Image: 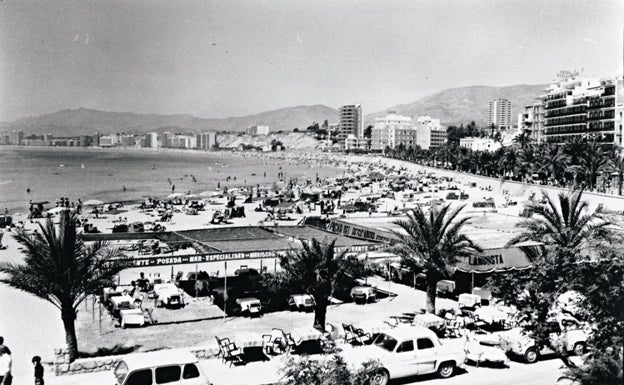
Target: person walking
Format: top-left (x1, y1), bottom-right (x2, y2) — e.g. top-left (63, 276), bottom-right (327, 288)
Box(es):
top-left (32, 356), bottom-right (44, 385)
top-left (0, 346), bottom-right (12, 385)
top-left (0, 338), bottom-right (9, 355)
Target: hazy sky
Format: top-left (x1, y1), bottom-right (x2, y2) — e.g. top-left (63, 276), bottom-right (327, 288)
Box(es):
top-left (1, 0), bottom-right (623, 121)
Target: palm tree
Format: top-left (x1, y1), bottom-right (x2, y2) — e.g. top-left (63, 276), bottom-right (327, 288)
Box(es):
top-left (274, 238), bottom-right (364, 331)
top-left (516, 144), bottom-right (539, 182)
top-left (605, 150), bottom-right (624, 196)
top-left (509, 189), bottom-right (615, 257)
top-left (0, 212), bottom-right (127, 361)
top-left (537, 143), bottom-right (569, 186)
top-left (578, 138), bottom-right (611, 191)
top-left (392, 204), bottom-right (481, 314)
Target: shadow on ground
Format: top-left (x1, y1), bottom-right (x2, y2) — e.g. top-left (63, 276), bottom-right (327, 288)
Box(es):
top-left (79, 344), bottom-right (142, 358)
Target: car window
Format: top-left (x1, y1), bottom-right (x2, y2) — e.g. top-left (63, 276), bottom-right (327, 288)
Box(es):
top-left (417, 338), bottom-right (435, 350)
top-left (396, 340), bottom-right (414, 353)
top-left (125, 369), bottom-right (153, 385)
top-left (373, 334), bottom-right (398, 352)
top-left (183, 363), bottom-right (200, 379)
top-left (155, 365), bottom-right (181, 384)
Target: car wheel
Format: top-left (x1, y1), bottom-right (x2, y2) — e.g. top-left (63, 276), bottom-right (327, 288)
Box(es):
top-left (437, 361), bottom-right (455, 378)
top-left (573, 342), bottom-right (585, 356)
top-left (371, 369), bottom-right (389, 385)
top-left (524, 347), bottom-right (539, 363)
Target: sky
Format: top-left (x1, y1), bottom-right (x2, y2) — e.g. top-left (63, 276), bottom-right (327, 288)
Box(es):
top-left (1, 0), bottom-right (623, 122)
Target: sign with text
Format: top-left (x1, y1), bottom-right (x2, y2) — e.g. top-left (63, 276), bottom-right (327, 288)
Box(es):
top-left (326, 220), bottom-right (397, 243)
top-left (455, 247), bottom-right (532, 273)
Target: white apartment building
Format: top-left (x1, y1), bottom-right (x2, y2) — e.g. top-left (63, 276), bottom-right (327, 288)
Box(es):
top-left (143, 132), bottom-right (158, 148)
top-left (371, 112), bottom-right (414, 151)
top-left (246, 125), bottom-right (270, 135)
top-left (459, 137), bottom-right (502, 152)
top-left (415, 116), bottom-right (446, 150)
top-left (488, 98), bottom-right (513, 129)
top-left (98, 135), bottom-right (118, 147)
top-left (196, 132), bottom-right (217, 150)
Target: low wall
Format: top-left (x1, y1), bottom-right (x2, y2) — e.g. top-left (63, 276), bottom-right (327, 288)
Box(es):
top-left (54, 346), bottom-right (220, 376)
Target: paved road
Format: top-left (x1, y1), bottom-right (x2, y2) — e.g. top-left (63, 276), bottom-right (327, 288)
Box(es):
top-left (393, 358), bottom-right (564, 385)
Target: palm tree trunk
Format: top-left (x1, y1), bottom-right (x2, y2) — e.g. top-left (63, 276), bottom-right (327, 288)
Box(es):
top-left (312, 294), bottom-right (328, 332)
top-left (425, 274), bottom-right (438, 314)
top-left (61, 306), bottom-right (79, 362)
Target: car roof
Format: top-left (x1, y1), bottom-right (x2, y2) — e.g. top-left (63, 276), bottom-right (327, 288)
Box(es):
top-left (119, 350), bottom-right (199, 370)
top-left (382, 326), bottom-right (438, 341)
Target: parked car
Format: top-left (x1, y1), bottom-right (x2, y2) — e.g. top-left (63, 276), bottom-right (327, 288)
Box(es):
top-left (112, 350), bottom-right (210, 385)
top-left (342, 326), bottom-right (466, 384)
top-left (288, 294), bottom-right (315, 312)
top-left (498, 315), bottom-right (588, 363)
top-left (153, 283), bottom-right (185, 309)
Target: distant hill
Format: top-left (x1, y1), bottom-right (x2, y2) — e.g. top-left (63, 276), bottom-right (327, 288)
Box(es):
top-left (366, 84), bottom-right (548, 127)
top-left (7, 105), bottom-right (338, 137)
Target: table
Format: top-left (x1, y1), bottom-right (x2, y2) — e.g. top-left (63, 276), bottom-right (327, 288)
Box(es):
top-left (110, 295), bottom-right (134, 310)
top-left (458, 293), bottom-right (482, 308)
top-left (290, 327), bottom-right (323, 345)
top-left (120, 309), bottom-right (145, 328)
top-left (474, 306), bottom-right (508, 324)
top-left (413, 313), bottom-right (445, 329)
top-left (353, 319), bottom-right (393, 335)
top-left (233, 332), bottom-right (265, 348)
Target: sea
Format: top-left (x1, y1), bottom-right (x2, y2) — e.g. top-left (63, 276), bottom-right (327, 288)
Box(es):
top-left (0, 146), bottom-right (344, 213)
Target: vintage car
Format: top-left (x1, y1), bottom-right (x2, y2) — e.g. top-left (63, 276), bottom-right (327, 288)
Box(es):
top-left (153, 283), bottom-right (185, 309)
top-left (342, 326), bottom-right (466, 384)
top-left (498, 315), bottom-right (588, 363)
top-left (236, 297), bottom-right (262, 317)
top-left (288, 294), bottom-right (316, 312)
top-left (112, 350), bottom-right (210, 385)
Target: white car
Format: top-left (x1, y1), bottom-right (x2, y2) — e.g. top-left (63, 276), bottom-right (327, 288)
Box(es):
top-left (153, 283), bottom-right (185, 309)
top-left (113, 350), bottom-right (210, 385)
top-left (343, 326), bottom-right (466, 384)
top-left (498, 315), bottom-right (588, 363)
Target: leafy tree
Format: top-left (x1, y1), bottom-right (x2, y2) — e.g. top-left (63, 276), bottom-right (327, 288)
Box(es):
top-left (391, 204), bottom-right (481, 313)
top-left (363, 125), bottom-right (372, 139)
top-left (269, 239), bottom-right (365, 330)
top-left (490, 190), bottom-right (621, 368)
top-left (0, 212), bottom-right (127, 361)
top-left (604, 150), bottom-right (624, 196)
top-left (293, 128), bottom-right (299, 132)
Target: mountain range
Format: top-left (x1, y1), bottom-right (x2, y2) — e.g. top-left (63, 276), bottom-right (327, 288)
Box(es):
top-left (365, 84), bottom-right (547, 127)
top-left (3, 84), bottom-right (548, 136)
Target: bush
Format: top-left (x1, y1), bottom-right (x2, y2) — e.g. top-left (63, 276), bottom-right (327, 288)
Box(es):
top-left (280, 354), bottom-right (381, 385)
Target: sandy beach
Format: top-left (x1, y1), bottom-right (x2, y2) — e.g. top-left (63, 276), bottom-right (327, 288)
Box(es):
top-left (2, 150), bottom-right (623, 382)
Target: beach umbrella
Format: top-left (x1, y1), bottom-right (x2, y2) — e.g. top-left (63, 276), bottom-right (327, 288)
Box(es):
top-left (200, 191), bottom-right (220, 197)
top-left (185, 194), bottom-right (199, 199)
top-left (168, 193), bottom-right (184, 199)
top-left (83, 199), bottom-right (103, 206)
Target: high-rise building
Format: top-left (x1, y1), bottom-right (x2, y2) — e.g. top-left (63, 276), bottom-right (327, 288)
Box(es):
top-left (539, 76), bottom-right (623, 144)
top-left (371, 112), bottom-right (415, 151)
top-left (196, 132), bottom-right (216, 150)
top-left (338, 104), bottom-right (363, 147)
top-left (415, 116), bottom-right (447, 150)
top-left (143, 132), bottom-right (158, 148)
top-left (9, 130), bottom-right (24, 145)
top-left (488, 98), bottom-right (513, 129)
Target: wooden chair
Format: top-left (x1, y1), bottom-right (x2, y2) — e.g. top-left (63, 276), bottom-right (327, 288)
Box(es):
top-left (263, 329), bottom-right (286, 355)
top-left (342, 323), bottom-right (358, 344)
top-left (215, 337), bottom-right (231, 361)
top-left (223, 342), bottom-right (245, 367)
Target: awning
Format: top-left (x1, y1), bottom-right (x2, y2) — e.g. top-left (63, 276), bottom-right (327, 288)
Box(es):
top-left (454, 246), bottom-right (535, 273)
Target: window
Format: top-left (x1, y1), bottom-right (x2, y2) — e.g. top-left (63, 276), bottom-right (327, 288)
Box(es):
top-left (125, 369), bottom-right (153, 385)
top-left (396, 340), bottom-right (414, 352)
top-left (155, 365), bottom-right (181, 384)
top-left (183, 363), bottom-right (200, 379)
top-left (373, 334), bottom-right (398, 352)
top-left (417, 338), bottom-right (435, 350)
